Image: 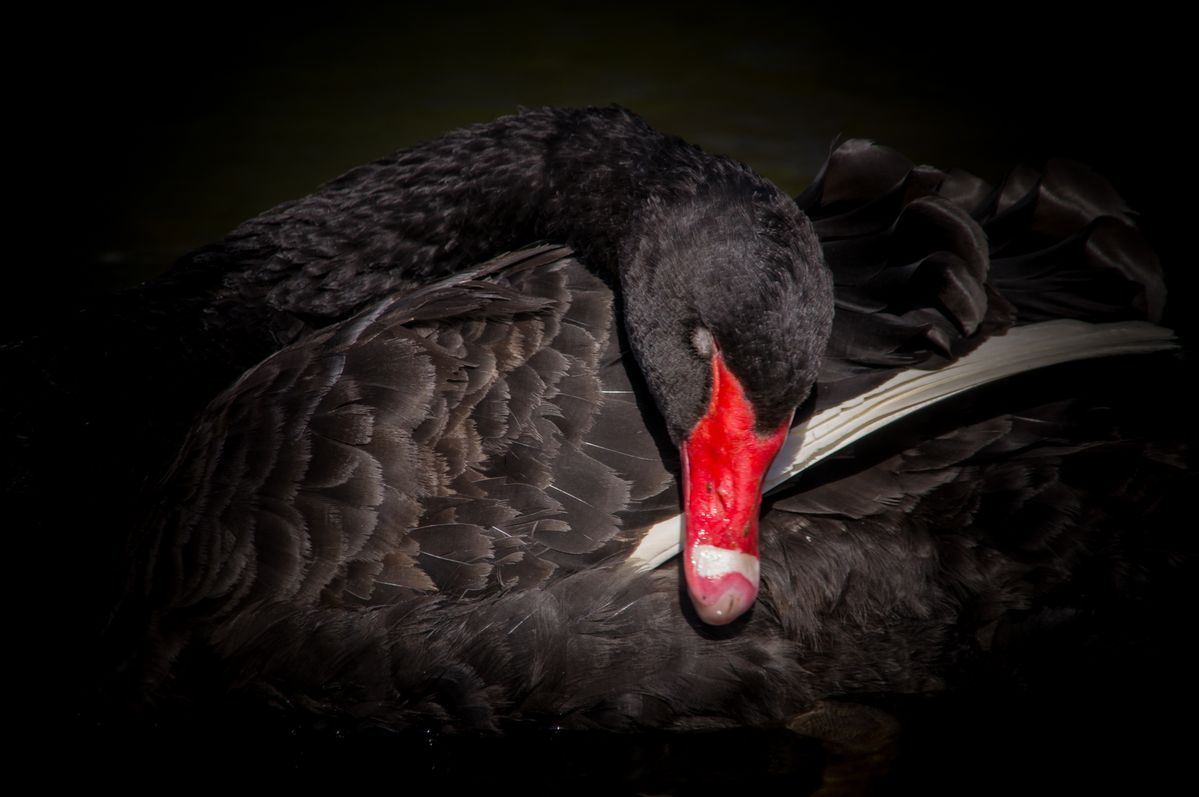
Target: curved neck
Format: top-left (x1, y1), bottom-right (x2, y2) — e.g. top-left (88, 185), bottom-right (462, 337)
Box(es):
top-left (192, 107), bottom-right (726, 322)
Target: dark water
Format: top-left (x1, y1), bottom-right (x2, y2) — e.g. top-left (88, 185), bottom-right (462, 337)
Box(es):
top-left (29, 4), bottom-right (1194, 792)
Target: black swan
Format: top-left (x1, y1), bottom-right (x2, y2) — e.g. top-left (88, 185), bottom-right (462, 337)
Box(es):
top-left (6, 109), bottom-right (1188, 774)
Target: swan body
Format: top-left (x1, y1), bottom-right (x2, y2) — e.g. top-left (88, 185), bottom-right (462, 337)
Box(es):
top-left (3, 109), bottom-right (1185, 740)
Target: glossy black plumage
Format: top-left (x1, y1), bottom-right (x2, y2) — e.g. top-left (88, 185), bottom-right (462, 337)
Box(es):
top-left (799, 138), bottom-right (1164, 409)
top-left (5, 110), bottom-right (1188, 741)
top-left (187, 106), bottom-right (832, 440)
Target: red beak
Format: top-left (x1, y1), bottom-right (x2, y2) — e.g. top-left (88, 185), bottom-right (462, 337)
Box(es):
top-left (681, 349), bottom-right (790, 625)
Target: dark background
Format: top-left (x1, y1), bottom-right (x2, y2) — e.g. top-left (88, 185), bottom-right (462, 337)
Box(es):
top-left (19, 3), bottom-right (1192, 339)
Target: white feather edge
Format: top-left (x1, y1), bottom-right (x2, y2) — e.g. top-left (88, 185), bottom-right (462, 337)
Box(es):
top-left (627, 319), bottom-right (1177, 572)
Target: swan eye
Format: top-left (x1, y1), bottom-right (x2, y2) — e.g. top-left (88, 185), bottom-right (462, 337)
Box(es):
top-left (691, 326), bottom-right (714, 358)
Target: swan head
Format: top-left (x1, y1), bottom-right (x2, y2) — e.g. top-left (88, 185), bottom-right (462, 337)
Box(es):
top-left (619, 174), bottom-right (833, 624)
